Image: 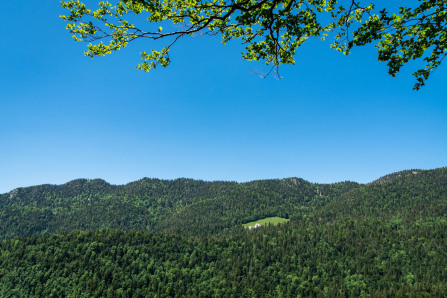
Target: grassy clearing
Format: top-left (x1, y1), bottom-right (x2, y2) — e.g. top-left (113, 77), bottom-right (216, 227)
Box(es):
top-left (243, 217), bottom-right (290, 228)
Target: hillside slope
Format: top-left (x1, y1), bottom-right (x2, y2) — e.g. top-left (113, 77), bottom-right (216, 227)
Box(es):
top-left (0, 177), bottom-right (359, 239)
top-left (1, 168), bottom-right (445, 240)
top-left (318, 167), bottom-right (447, 223)
top-left (1, 168), bottom-right (446, 296)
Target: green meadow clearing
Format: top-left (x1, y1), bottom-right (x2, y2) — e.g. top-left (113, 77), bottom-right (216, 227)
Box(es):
top-left (243, 217), bottom-right (290, 228)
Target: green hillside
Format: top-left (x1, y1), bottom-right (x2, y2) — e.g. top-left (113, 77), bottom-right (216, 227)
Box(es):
top-left (1, 218), bottom-right (446, 296)
top-left (0, 177), bottom-right (359, 239)
top-left (0, 168), bottom-right (446, 296)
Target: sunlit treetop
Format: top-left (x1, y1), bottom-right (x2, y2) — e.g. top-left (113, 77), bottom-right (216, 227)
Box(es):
top-left (60, 0), bottom-right (447, 89)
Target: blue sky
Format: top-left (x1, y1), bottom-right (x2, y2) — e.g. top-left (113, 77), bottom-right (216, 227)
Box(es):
top-left (1, 1), bottom-right (446, 193)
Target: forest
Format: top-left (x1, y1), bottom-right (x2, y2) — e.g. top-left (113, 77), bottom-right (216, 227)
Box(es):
top-left (0, 168), bottom-right (446, 296)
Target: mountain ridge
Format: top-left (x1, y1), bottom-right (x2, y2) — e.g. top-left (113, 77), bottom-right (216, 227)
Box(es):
top-left (4, 166), bottom-right (446, 196)
top-left (1, 167), bottom-right (446, 240)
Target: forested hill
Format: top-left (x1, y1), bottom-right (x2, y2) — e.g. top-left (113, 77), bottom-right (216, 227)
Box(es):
top-left (1, 168), bottom-right (446, 240)
top-left (319, 167), bottom-right (447, 221)
top-left (1, 168), bottom-right (446, 296)
top-left (0, 176), bottom-right (359, 239)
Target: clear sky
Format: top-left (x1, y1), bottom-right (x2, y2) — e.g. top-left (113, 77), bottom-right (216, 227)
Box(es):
top-left (1, 1), bottom-right (446, 193)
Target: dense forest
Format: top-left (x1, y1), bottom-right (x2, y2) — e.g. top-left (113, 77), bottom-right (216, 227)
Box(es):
top-left (0, 176), bottom-right (360, 239)
top-left (1, 168), bottom-right (446, 296)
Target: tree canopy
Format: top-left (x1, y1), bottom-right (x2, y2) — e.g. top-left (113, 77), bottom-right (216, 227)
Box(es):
top-left (61, 0), bottom-right (447, 89)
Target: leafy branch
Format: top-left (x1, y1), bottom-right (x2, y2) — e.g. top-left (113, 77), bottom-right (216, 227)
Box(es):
top-left (60, 0), bottom-right (446, 89)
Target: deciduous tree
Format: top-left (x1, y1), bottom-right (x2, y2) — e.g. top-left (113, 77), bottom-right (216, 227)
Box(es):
top-left (61, 0), bottom-right (446, 89)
